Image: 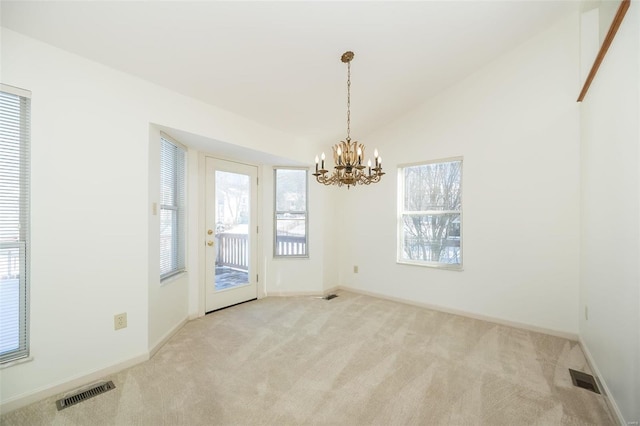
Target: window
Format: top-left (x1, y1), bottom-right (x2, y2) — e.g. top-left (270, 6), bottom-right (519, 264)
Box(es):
top-left (160, 136), bottom-right (186, 280)
top-left (398, 158), bottom-right (462, 268)
top-left (0, 85), bottom-right (31, 363)
top-left (274, 168), bottom-right (308, 257)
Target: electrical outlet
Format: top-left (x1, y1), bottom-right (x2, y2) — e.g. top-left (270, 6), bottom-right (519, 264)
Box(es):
top-left (585, 305), bottom-right (589, 320)
top-left (353, 265), bottom-right (359, 273)
top-left (114, 313), bottom-right (127, 330)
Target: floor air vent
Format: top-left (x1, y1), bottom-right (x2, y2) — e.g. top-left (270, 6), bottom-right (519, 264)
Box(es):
top-left (569, 369), bottom-right (600, 394)
top-left (56, 381), bottom-right (116, 411)
top-left (323, 294), bottom-right (338, 300)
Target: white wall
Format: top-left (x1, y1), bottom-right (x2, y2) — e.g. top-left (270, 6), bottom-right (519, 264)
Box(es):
top-left (260, 165), bottom-right (327, 296)
top-left (0, 27), bottom-right (317, 408)
top-left (579, 2), bottom-right (640, 423)
top-left (3, 4), bottom-right (636, 420)
top-left (337, 14), bottom-right (582, 335)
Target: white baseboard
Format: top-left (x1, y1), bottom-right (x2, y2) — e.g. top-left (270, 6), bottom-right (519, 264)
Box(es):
top-left (0, 352), bottom-right (149, 414)
top-left (148, 317), bottom-right (189, 358)
top-left (324, 286), bottom-right (340, 294)
top-left (579, 337), bottom-right (626, 426)
top-left (266, 290), bottom-right (325, 297)
top-left (338, 286), bottom-right (579, 341)
top-left (1, 317), bottom-right (191, 415)
top-left (265, 286), bottom-right (340, 298)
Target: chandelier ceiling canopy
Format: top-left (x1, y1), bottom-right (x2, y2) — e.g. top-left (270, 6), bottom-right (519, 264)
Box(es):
top-left (313, 51), bottom-right (384, 189)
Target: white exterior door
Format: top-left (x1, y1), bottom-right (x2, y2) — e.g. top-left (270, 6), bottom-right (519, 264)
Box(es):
top-left (205, 157), bottom-right (258, 312)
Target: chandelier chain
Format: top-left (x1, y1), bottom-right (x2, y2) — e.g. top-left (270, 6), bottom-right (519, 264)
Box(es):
top-left (346, 61), bottom-right (351, 141)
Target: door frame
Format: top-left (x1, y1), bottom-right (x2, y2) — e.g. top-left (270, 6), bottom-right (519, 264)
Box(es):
top-left (197, 153), bottom-right (264, 316)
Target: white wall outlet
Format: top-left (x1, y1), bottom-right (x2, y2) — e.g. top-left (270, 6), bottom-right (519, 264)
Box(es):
top-left (353, 265), bottom-right (359, 273)
top-left (114, 313), bottom-right (127, 330)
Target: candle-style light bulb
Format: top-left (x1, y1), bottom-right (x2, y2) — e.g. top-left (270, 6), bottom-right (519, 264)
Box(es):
top-left (378, 156), bottom-right (382, 167)
top-left (337, 147), bottom-right (342, 165)
top-left (374, 149), bottom-right (379, 158)
top-left (367, 159), bottom-right (372, 176)
top-left (357, 147), bottom-right (362, 165)
top-left (321, 152), bottom-right (325, 170)
top-left (315, 155), bottom-right (319, 172)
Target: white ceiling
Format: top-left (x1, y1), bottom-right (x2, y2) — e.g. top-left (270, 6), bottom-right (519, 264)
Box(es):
top-left (1, 1), bottom-right (579, 144)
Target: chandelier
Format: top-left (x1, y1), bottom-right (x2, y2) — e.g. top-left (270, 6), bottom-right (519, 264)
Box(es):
top-left (313, 51), bottom-right (384, 188)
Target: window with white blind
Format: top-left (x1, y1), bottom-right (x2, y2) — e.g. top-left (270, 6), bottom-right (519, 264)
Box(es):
top-left (398, 158), bottom-right (462, 269)
top-left (274, 168), bottom-right (308, 257)
top-left (160, 136), bottom-right (186, 280)
top-left (0, 85), bottom-right (31, 364)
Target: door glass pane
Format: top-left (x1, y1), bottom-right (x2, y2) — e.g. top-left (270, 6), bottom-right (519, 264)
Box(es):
top-left (215, 171), bottom-right (250, 291)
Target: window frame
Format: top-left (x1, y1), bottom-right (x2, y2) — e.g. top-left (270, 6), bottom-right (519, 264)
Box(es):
top-left (397, 156), bottom-right (463, 270)
top-left (159, 134), bottom-right (187, 281)
top-left (273, 167), bottom-right (309, 258)
top-left (0, 84), bottom-right (31, 364)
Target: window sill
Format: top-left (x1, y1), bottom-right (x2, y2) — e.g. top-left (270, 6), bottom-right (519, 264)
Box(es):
top-left (0, 355), bottom-right (33, 370)
top-left (161, 270), bottom-right (187, 286)
top-left (397, 260), bottom-right (464, 271)
top-left (273, 256), bottom-right (309, 260)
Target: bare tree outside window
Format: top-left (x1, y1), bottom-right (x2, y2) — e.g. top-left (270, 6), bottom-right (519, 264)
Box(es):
top-left (216, 171), bottom-right (249, 229)
top-left (398, 159), bottom-right (462, 268)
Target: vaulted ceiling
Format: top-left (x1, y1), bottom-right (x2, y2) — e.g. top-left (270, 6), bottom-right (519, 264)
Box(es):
top-left (1, 1), bottom-right (578, 144)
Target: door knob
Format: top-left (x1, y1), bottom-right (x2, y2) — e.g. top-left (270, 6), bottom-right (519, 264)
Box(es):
top-left (207, 241), bottom-right (214, 246)
top-left (207, 229), bottom-right (213, 235)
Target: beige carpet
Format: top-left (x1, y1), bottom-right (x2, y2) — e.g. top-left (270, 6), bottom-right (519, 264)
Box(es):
top-left (1, 291), bottom-right (615, 425)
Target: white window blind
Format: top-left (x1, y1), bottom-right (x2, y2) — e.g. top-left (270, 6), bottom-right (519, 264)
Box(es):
top-left (160, 136), bottom-right (186, 280)
top-left (0, 85), bottom-right (31, 363)
top-left (274, 168), bottom-right (308, 257)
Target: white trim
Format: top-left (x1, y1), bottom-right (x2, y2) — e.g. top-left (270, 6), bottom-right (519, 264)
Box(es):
top-left (397, 259), bottom-right (464, 271)
top-left (578, 337), bottom-right (627, 426)
top-left (324, 285), bottom-right (340, 294)
top-left (265, 286), bottom-right (340, 298)
top-left (160, 270), bottom-right (187, 286)
top-left (0, 356), bottom-right (33, 370)
top-left (0, 84), bottom-right (31, 98)
top-left (338, 286), bottom-right (579, 341)
top-left (1, 314), bottom-right (191, 414)
top-left (267, 290), bottom-right (325, 297)
top-left (396, 157), bottom-right (463, 269)
top-left (160, 131), bottom-right (187, 151)
top-left (397, 155), bottom-right (464, 169)
top-left (0, 352), bottom-right (149, 414)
